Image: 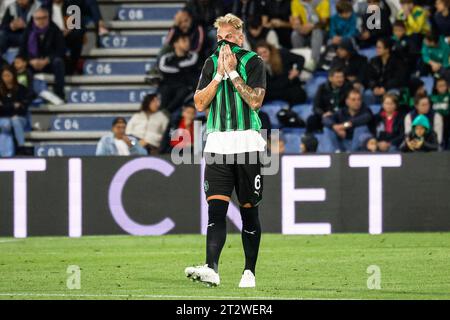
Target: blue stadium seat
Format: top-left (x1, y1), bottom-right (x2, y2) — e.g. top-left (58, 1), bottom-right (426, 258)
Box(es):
top-left (359, 47), bottom-right (377, 60)
top-left (316, 133), bottom-right (332, 153)
top-left (84, 59), bottom-right (155, 76)
top-left (50, 116), bottom-right (131, 131)
top-left (369, 104), bottom-right (382, 114)
top-left (305, 74), bottom-right (327, 101)
top-left (282, 128), bottom-right (305, 154)
top-left (420, 76), bottom-right (434, 95)
top-left (34, 143), bottom-right (97, 157)
top-left (99, 33), bottom-right (166, 49)
top-left (292, 104), bottom-right (313, 122)
top-left (3, 48), bottom-right (18, 64)
top-left (261, 100), bottom-right (289, 129)
top-left (116, 5), bottom-right (182, 21)
top-left (67, 88), bottom-right (156, 104)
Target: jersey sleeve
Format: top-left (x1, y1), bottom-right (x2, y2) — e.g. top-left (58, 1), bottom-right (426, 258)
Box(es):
top-left (196, 57), bottom-right (214, 91)
top-left (245, 55), bottom-right (267, 90)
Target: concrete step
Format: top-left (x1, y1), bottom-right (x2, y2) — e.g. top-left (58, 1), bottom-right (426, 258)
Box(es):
top-left (36, 73), bottom-right (147, 85)
top-left (83, 58), bottom-right (156, 75)
top-left (49, 115), bottom-right (132, 131)
top-left (116, 4), bottom-right (182, 22)
top-left (26, 131), bottom-right (109, 141)
top-left (88, 47), bottom-right (159, 57)
top-left (34, 142), bottom-right (98, 157)
top-left (99, 31), bottom-right (167, 49)
top-left (66, 87), bottom-right (155, 104)
top-left (32, 103), bottom-right (140, 113)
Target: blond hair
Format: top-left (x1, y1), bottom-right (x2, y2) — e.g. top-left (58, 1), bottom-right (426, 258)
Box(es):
top-left (214, 13), bottom-right (243, 32)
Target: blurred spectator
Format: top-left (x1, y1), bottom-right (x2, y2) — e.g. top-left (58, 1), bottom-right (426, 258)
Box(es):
top-left (404, 93), bottom-right (443, 144)
top-left (0, 57), bottom-right (8, 69)
top-left (231, 0), bottom-right (264, 26)
top-left (13, 54), bottom-right (34, 96)
top-left (269, 135), bottom-right (285, 154)
top-left (126, 93), bottom-right (170, 154)
top-left (256, 41), bottom-right (306, 106)
top-left (358, 0), bottom-right (392, 48)
top-left (0, 1), bottom-right (17, 21)
top-left (184, 0), bottom-right (224, 50)
top-left (261, 0), bottom-right (292, 48)
top-left (290, 0), bottom-right (329, 65)
top-left (0, 0), bottom-right (42, 55)
top-left (433, 0), bottom-right (450, 39)
top-left (243, 15), bottom-right (280, 50)
top-left (307, 66), bottom-right (352, 132)
top-left (391, 20), bottom-right (416, 74)
top-left (373, 93), bottom-right (405, 151)
top-left (164, 9), bottom-right (206, 56)
top-left (322, 89), bottom-right (373, 152)
top-left (300, 133), bottom-right (318, 153)
top-left (362, 136), bottom-right (379, 152)
top-left (0, 65), bottom-right (32, 151)
top-left (19, 8), bottom-right (65, 99)
top-left (420, 33), bottom-right (450, 78)
top-left (51, 0), bottom-right (88, 75)
top-left (96, 117), bottom-right (147, 156)
top-left (365, 38), bottom-right (408, 105)
top-left (158, 32), bottom-right (199, 114)
top-left (431, 77), bottom-right (449, 146)
top-left (400, 114), bottom-right (439, 151)
top-left (397, 0), bottom-right (430, 49)
top-left (399, 77), bottom-right (427, 111)
top-left (330, 37), bottom-right (368, 88)
top-left (329, 0), bottom-right (358, 45)
top-left (170, 104), bottom-right (196, 149)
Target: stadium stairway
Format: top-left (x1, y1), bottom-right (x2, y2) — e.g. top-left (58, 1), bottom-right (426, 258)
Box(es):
top-left (21, 0), bottom-right (185, 156)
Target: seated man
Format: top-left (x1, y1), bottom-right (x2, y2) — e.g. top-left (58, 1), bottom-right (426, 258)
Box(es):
top-left (307, 66), bottom-right (352, 133)
top-left (19, 7), bottom-right (65, 99)
top-left (0, 0), bottom-right (41, 55)
top-left (96, 117), bottom-right (147, 156)
top-left (322, 89), bottom-right (373, 152)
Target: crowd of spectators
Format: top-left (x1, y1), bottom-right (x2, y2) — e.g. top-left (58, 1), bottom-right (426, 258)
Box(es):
top-left (1, 0), bottom-right (449, 156)
top-left (129, 0), bottom-right (448, 156)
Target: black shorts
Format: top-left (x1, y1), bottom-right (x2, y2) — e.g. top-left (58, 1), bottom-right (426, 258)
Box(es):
top-left (204, 152), bottom-right (263, 206)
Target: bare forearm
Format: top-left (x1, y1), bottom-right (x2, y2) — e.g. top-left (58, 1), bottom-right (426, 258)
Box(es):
top-left (231, 77), bottom-right (265, 110)
top-left (194, 80), bottom-right (220, 112)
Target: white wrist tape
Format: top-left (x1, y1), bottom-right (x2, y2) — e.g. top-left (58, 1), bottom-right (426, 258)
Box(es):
top-left (228, 71), bottom-right (239, 80)
top-left (214, 73), bottom-right (223, 82)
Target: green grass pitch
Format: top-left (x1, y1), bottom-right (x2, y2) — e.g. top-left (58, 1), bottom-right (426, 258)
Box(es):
top-left (0, 233), bottom-right (449, 300)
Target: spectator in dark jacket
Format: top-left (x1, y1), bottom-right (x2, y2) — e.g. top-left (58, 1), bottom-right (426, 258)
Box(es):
top-left (256, 41), bottom-right (306, 106)
top-left (365, 37), bottom-right (408, 105)
top-left (244, 15), bottom-right (279, 51)
top-left (374, 93), bottom-right (405, 151)
top-left (307, 66), bottom-right (352, 133)
top-left (358, 0), bottom-right (392, 48)
top-left (164, 9), bottom-right (206, 57)
top-left (0, 57), bottom-right (8, 69)
top-left (434, 0), bottom-right (450, 39)
top-left (51, 0), bottom-right (89, 74)
top-left (323, 89), bottom-right (373, 152)
top-left (19, 7), bottom-right (65, 99)
top-left (13, 54), bottom-right (35, 97)
top-left (400, 114), bottom-right (439, 152)
top-left (330, 37), bottom-right (368, 89)
top-left (392, 20), bottom-right (416, 75)
top-left (0, 0), bottom-right (42, 55)
top-left (0, 65), bottom-right (33, 149)
top-left (261, 0), bottom-right (292, 48)
top-left (158, 32), bottom-right (199, 114)
top-left (232, 0), bottom-right (263, 26)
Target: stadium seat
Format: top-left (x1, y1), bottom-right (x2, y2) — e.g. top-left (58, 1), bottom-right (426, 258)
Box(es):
top-left (305, 74), bottom-right (327, 101)
top-left (316, 133), bottom-right (332, 153)
top-left (292, 104), bottom-right (313, 122)
top-left (261, 100), bottom-right (289, 129)
top-left (420, 76), bottom-right (434, 95)
top-left (282, 128), bottom-right (305, 154)
top-left (359, 47), bottom-right (377, 60)
top-left (3, 48), bottom-right (18, 64)
top-left (369, 104), bottom-right (382, 114)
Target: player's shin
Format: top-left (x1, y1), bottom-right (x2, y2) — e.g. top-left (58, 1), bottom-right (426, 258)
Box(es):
top-left (205, 199), bottom-right (229, 273)
top-left (240, 206), bottom-right (261, 275)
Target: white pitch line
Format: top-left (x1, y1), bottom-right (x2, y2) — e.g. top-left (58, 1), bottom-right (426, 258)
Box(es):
top-left (0, 293), bottom-right (355, 300)
top-left (0, 240), bottom-right (20, 244)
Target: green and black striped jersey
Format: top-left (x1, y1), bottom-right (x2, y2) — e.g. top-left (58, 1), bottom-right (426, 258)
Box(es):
top-left (196, 44), bottom-right (267, 134)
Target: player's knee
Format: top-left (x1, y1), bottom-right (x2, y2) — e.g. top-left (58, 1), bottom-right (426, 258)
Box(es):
top-left (207, 195), bottom-right (231, 202)
top-left (208, 199), bottom-right (229, 225)
top-left (240, 203), bottom-right (253, 208)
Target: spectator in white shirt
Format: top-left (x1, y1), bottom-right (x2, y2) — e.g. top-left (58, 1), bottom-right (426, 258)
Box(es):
top-left (126, 93), bottom-right (170, 154)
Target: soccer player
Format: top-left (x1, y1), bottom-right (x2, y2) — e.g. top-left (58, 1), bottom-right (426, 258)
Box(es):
top-left (184, 13), bottom-right (267, 288)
